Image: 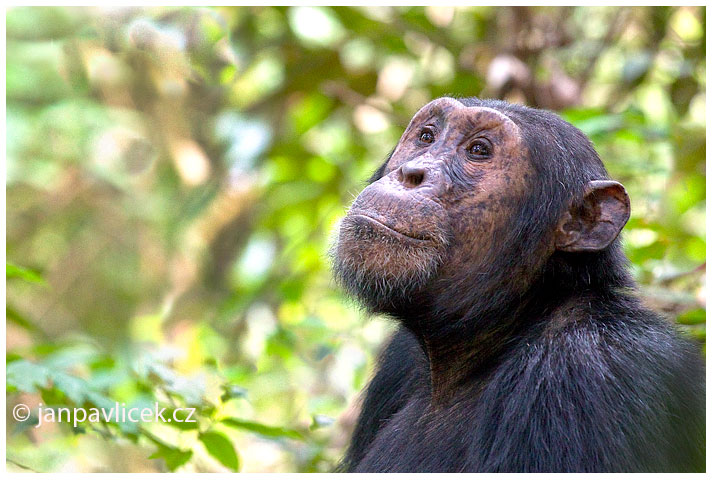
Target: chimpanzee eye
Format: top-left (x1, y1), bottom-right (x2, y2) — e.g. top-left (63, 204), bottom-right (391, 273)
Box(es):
top-left (467, 140), bottom-right (491, 158)
top-left (419, 130), bottom-right (435, 144)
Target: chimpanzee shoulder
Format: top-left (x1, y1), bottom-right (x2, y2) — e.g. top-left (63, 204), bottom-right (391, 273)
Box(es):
top-left (338, 327), bottom-right (427, 471)
top-left (469, 297), bottom-right (704, 473)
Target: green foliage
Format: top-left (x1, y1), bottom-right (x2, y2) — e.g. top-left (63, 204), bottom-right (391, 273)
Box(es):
top-left (221, 417), bottom-right (304, 440)
top-left (5, 310), bottom-right (307, 472)
top-left (147, 440), bottom-right (193, 471)
top-left (6, 263), bottom-right (46, 285)
top-left (6, 5), bottom-right (705, 473)
top-left (199, 431), bottom-right (240, 471)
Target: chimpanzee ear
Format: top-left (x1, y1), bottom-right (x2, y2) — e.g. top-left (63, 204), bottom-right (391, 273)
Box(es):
top-left (555, 180), bottom-right (630, 252)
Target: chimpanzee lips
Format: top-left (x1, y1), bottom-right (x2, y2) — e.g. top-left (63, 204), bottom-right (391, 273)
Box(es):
top-left (348, 209), bottom-right (430, 242)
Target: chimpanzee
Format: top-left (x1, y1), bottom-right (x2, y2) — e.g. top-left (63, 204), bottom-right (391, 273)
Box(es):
top-left (331, 97), bottom-right (705, 472)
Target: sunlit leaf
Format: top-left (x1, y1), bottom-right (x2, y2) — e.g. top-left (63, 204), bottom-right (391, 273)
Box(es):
top-left (148, 443), bottom-right (193, 471)
top-left (221, 417), bottom-right (304, 440)
top-left (199, 430), bottom-right (240, 471)
top-left (6, 263), bottom-right (45, 284)
top-left (678, 308), bottom-right (706, 326)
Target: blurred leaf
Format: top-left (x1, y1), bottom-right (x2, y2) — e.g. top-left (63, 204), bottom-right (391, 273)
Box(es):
top-left (220, 384), bottom-right (248, 403)
top-left (6, 263), bottom-right (45, 284)
top-left (145, 362), bottom-right (206, 406)
top-left (7, 360), bottom-right (50, 393)
top-left (51, 372), bottom-right (89, 404)
top-left (148, 441), bottom-right (193, 471)
top-left (309, 414), bottom-right (335, 430)
top-left (6, 305), bottom-right (40, 332)
top-left (221, 417), bottom-right (304, 440)
top-left (677, 308), bottom-right (706, 326)
top-left (43, 343), bottom-right (101, 370)
top-left (199, 430), bottom-right (240, 471)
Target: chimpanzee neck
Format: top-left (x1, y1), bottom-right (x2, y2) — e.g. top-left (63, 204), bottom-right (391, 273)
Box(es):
top-left (400, 287), bottom-right (539, 406)
top-left (421, 321), bottom-right (524, 406)
top-left (402, 248), bottom-right (631, 406)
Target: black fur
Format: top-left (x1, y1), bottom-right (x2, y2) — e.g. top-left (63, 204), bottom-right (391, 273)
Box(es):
top-left (338, 97), bottom-right (705, 472)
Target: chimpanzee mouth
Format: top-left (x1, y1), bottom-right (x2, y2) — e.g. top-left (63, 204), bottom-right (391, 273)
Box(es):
top-left (349, 211), bottom-right (429, 242)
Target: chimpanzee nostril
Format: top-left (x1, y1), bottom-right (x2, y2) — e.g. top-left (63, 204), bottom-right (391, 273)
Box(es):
top-left (399, 163), bottom-right (426, 188)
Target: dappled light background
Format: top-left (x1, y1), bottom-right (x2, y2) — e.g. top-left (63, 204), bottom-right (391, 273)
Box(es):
top-left (6, 6), bottom-right (705, 473)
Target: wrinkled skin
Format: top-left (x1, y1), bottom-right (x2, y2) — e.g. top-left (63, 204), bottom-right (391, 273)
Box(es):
top-left (334, 98), bottom-right (534, 314)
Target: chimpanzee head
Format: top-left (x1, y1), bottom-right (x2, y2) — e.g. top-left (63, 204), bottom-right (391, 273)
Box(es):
top-left (332, 97), bottom-right (630, 322)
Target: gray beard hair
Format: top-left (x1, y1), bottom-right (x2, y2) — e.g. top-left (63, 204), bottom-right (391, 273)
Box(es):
top-left (328, 217), bottom-right (447, 313)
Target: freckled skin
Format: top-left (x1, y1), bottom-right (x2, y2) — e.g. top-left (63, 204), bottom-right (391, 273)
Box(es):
top-left (333, 96), bottom-right (705, 473)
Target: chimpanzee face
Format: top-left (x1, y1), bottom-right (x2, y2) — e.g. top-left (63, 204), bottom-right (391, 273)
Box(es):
top-left (332, 97), bottom-right (535, 311)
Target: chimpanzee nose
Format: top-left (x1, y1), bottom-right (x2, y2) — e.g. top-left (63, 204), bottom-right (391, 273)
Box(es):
top-left (397, 162), bottom-right (427, 188)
